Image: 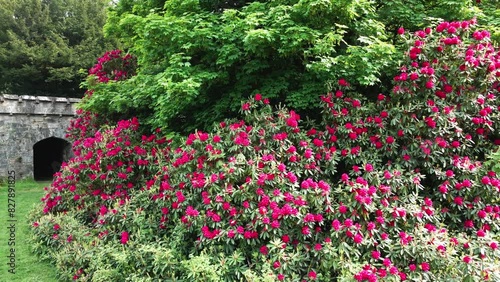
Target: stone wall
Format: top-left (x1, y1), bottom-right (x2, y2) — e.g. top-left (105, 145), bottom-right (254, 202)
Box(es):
top-left (0, 94), bottom-right (80, 180)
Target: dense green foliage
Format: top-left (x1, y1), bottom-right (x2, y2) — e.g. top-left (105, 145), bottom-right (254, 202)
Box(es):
top-left (81, 0), bottom-right (499, 133)
top-left (30, 21), bottom-right (500, 281)
top-left (0, 0), bottom-right (117, 97)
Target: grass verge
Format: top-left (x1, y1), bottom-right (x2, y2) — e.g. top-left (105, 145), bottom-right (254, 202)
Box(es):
top-left (0, 178), bottom-right (58, 282)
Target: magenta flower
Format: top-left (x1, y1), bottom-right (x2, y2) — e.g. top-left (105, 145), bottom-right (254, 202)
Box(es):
top-left (308, 271), bottom-right (317, 280)
top-left (185, 206), bottom-right (199, 217)
top-left (302, 226), bottom-right (310, 235)
top-left (353, 234), bottom-right (363, 244)
top-left (314, 243), bottom-right (322, 251)
top-left (120, 231), bottom-right (129, 244)
top-left (489, 241), bottom-right (498, 250)
top-left (259, 245), bottom-right (268, 255)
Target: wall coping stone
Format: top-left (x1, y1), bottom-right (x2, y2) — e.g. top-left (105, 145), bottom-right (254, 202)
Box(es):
top-left (0, 94), bottom-right (81, 116)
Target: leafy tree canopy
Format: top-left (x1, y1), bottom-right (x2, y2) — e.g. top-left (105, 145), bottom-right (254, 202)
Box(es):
top-left (0, 0), bottom-right (117, 97)
top-left (82, 0), bottom-right (498, 133)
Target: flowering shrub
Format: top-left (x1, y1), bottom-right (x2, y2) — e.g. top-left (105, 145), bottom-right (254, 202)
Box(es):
top-left (29, 21), bottom-right (500, 281)
top-left (30, 120), bottom-right (171, 281)
top-left (68, 49), bottom-right (138, 152)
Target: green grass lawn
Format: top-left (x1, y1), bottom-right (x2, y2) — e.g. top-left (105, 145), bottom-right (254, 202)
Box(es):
top-left (0, 179), bottom-right (58, 282)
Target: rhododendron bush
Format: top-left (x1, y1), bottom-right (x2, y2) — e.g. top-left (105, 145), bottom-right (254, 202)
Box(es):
top-left (29, 20), bottom-right (500, 281)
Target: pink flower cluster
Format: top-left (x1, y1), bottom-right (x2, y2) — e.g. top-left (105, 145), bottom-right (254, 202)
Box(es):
top-left (88, 50), bottom-right (136, 83)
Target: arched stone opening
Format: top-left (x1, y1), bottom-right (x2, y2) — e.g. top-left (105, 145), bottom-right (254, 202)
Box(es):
top-left (33, 137), bottom-right (71, 181)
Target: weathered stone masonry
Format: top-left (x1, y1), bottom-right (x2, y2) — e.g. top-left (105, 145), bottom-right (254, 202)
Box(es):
top-left (0, 94), bottom-right (80, 180)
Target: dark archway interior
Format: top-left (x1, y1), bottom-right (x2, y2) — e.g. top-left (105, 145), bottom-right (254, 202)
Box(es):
top-left (33, 137), bottom-right (71, 181)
